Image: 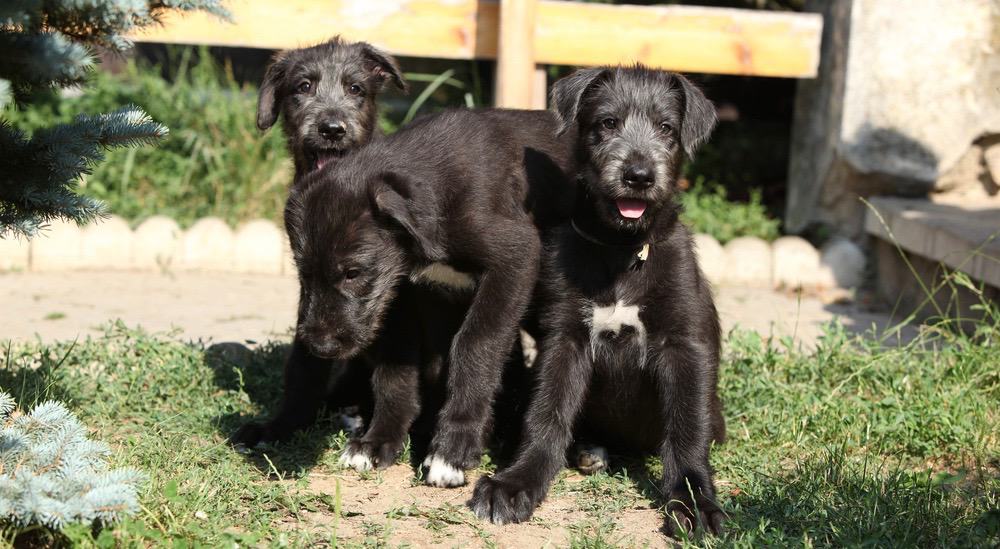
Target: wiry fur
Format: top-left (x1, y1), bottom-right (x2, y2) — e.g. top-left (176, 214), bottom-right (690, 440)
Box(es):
top-left (246, 108), bottom-right (576, 483)
top-left (256, 36), bottom-right (407, 180)
top-left (470, 65), bottom-right (727, 538)
top-left (231, 37), bottom-right (405, 450)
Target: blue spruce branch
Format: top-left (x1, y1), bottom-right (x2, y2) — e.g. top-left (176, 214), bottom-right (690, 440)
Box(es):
top-left (0, 391), bottom-right (146, 531)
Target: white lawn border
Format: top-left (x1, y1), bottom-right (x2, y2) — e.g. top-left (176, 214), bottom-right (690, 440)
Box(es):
top-left (0, 216), bottom-right (863, 290)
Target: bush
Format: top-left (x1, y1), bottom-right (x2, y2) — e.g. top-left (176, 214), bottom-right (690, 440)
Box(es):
top-left (680, 179), bottom-right (781, 243)
top-left (5, 48), bottom-right (289, 228)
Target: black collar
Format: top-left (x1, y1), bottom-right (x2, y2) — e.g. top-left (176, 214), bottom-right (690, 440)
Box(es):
top-left (569, 216), bottom-right (650, 271)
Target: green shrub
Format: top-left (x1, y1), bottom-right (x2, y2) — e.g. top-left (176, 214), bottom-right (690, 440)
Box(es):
top-left (5, 48), bottom-right (289, 228)
top-left (680, 179), bottom-right (781, 243)
top-left (6, 49), bottom-right (783, 243)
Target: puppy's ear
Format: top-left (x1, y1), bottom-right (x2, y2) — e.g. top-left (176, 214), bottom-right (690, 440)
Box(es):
top-left (257, 53), bottom-right (290, 131)
top-left (550, 67), bottom-right (607, 135)
top-left (677, 75), bottom-right (717, 158)
top-left (360, 43), bottom-right (408, 93)
top-left (371, 172), bottom-right (443, 259)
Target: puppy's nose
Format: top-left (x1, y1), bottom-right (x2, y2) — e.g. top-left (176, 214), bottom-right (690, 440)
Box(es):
top-left (318, 121), bottom-right (346, 141)
top-left (622, 166), bottom-right (654, 189)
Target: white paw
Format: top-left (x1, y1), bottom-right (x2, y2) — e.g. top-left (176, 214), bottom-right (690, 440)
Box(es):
top-left (339, 446), bottom-right (373, 471)
top-left (576, 445), bottom-right (609, 475)
top-left (422, 455), bottom-right (465, 487)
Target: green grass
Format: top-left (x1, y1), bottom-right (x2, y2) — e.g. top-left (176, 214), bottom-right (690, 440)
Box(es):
top-left (1, 308), bottom-right (997, 546)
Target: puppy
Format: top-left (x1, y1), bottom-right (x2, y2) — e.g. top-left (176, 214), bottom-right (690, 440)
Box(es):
top-left (232, 37), bottom-right (405, 448)
top-left (255, 36), bottom-right (407, 179)
top-left (470, 65), bottom-right (727, 537)
top-left (281, 108), bottom-right (575, 486)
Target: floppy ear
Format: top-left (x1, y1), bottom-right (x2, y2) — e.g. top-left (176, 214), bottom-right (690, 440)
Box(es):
top-left (549, 67), bottom-right (607, 135)
top-left (257, 53), bottom-right (290, 131)
top-left (677, 75), bottom-right (717, 158)
top-left (360, 43), bottom-right (408, 93)
top-left (371, 172), bottom-right (443, 259)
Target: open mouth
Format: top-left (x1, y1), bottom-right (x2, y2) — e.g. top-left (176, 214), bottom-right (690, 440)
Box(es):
top-left (615, 198), bottom-right (647, 219)
top-left (308, 148), bottom-right (347, 172)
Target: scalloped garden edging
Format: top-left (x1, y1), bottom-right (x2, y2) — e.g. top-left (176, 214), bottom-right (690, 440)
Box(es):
top-left (0, 216), bottom-right (864, 290)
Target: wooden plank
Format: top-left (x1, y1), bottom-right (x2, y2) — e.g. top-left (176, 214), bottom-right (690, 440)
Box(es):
top-left (132, 0), bottom-right (822, 78)
top-left (495, 0), bottom-right (538, 108)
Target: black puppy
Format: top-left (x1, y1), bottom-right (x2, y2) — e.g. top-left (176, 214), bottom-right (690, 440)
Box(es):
top-left (256, 36), bottom-right (407, 179)
top-left (233, 38), bottom-right (406, 449)
top-left (281, 109), bottom-right (574, 486)
top-left (470, 65), bottom-right (727, 537)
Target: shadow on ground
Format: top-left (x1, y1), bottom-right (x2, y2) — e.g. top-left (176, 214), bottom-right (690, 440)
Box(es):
top-left (202, 341), bottom-right (353, 477)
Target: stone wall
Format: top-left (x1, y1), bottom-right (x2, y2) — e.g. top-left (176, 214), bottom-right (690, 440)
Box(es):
top-left (787, 0), bottom-right (1000, 236)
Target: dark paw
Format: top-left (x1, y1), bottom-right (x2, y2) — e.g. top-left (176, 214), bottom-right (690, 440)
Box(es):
top-left (231, 421), bottom-right (281, 449)
top-left (664, 489), bottom-right (725, 537)
top-left (427, 427), bottom-right (485, 472)
top-left (469, 475), bottom-right (539, 525)
top-left (339, 437), bottom-right (403, 471)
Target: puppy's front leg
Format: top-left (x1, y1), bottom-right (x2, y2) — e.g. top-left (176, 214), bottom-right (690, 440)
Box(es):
top-left (655, 341), bottom-right (725, 536)
top-left (424, 221), bottom-right (541, 487)
top-left (231, 337), bottom-right (335, 447)
top-left (339, 359), bottom-right (420, 471)
top-left (470, 335), bottom-right (591, 524)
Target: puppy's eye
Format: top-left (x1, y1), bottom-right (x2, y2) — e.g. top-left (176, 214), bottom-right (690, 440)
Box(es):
top-left (659, 121), bottom-right (674, 134)
top-left (296, 80), bottom-right (312, 94)
top-left (601, 118), bottom-right (618, 130)
top-left (348, 83), bottom-right (364, 96)
top-left (343, 268), bottom-right (362, 281)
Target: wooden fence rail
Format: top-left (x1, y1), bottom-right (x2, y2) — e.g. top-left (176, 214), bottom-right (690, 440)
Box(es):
top-left (133, 0), bottom-right (823, 108)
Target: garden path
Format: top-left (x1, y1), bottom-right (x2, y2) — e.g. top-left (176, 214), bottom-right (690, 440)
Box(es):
top-left (1, 271), bottom-right (913, 347)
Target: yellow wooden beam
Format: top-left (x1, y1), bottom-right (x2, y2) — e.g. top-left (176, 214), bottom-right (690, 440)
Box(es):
top-left (495, 0), bottom-right (539, 108)
top-left (132, 0), bottom-right (822, 78)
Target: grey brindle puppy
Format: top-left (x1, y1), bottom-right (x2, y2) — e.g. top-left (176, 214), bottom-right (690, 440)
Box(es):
top-left (470, 65), bottom-right (727, 537)
top-left (232, 37), bottom-right (406, 449)
top-left (256, 37), bottom-right (407, 179)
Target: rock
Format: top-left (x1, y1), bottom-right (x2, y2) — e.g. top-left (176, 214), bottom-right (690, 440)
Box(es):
top-left (723, 236), bottom-right (773, 287)
top-left (771, 236), bottom-right (820, 289)
top-left (788, 0), bottom-right (1000, 236)
top-left (133, 216), bottom-right (182, 271)
top-left (30, 219), bottom-right (82, 271)
top-left (234, 219), bottom-right (284, 274)
top-left (0, 235), bottom-right (30, 271)
top-left (980, 136), bottom-right (1000, 194)
top-left (817, 237), bottom-right (865, 289)
top-left (80, 215), bottom-right (133, 269)
top-left (692, 233), bottom-right (726, 285)
top-left (179, 217), bottom-right (235, 271)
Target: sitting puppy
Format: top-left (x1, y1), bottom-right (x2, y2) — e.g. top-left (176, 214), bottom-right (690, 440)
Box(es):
top-left (280, 109), bottom-right (574, 486)
top-left (233, 37), bottom-right (406, 448)
top-left (470, 65), bottom-right (727, 536)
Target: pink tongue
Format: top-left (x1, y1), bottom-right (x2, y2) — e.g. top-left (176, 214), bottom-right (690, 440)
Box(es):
top-left (616, 199), bottom-right (647, 219)
top-left (315, 155), bottom-right (330, 171)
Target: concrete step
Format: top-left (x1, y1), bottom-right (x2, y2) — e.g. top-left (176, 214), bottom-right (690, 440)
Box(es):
top-left (865, 196), bottom-right (1000, 288)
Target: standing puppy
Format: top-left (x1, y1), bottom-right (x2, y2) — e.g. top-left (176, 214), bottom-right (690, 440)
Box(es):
top-left (282, 109), bottom-right (574, 486)
top-left (470, 65), bottom-right (726, 537)
top-left (233, 37), bottom-right (406, 448)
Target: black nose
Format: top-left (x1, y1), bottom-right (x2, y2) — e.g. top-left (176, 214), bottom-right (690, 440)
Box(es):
top-left (318, 121), bottom-right (346, 141)
top-left (622, 166), bottom-right (654, 189)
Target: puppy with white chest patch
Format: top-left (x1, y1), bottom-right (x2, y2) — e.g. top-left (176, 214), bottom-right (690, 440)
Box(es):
top-left (470, 65), bottom-right (727, 537)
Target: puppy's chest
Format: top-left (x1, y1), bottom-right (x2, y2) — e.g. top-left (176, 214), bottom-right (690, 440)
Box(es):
top-left (582, 288), bottom-right (651, 366)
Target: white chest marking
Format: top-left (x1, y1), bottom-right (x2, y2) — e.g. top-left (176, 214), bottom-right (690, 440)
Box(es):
top-left (587, 300), bottom-right (647, 362)
top-left (589, 300), bottom-right (643, 336)
top-left (410, 262), bottom-right (476, 291)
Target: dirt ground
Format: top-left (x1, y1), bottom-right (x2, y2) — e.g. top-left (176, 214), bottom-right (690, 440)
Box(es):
top-left (1, 270), bottom-right (916, 547)
top-left (0, 270), bottom-right (911, 347)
